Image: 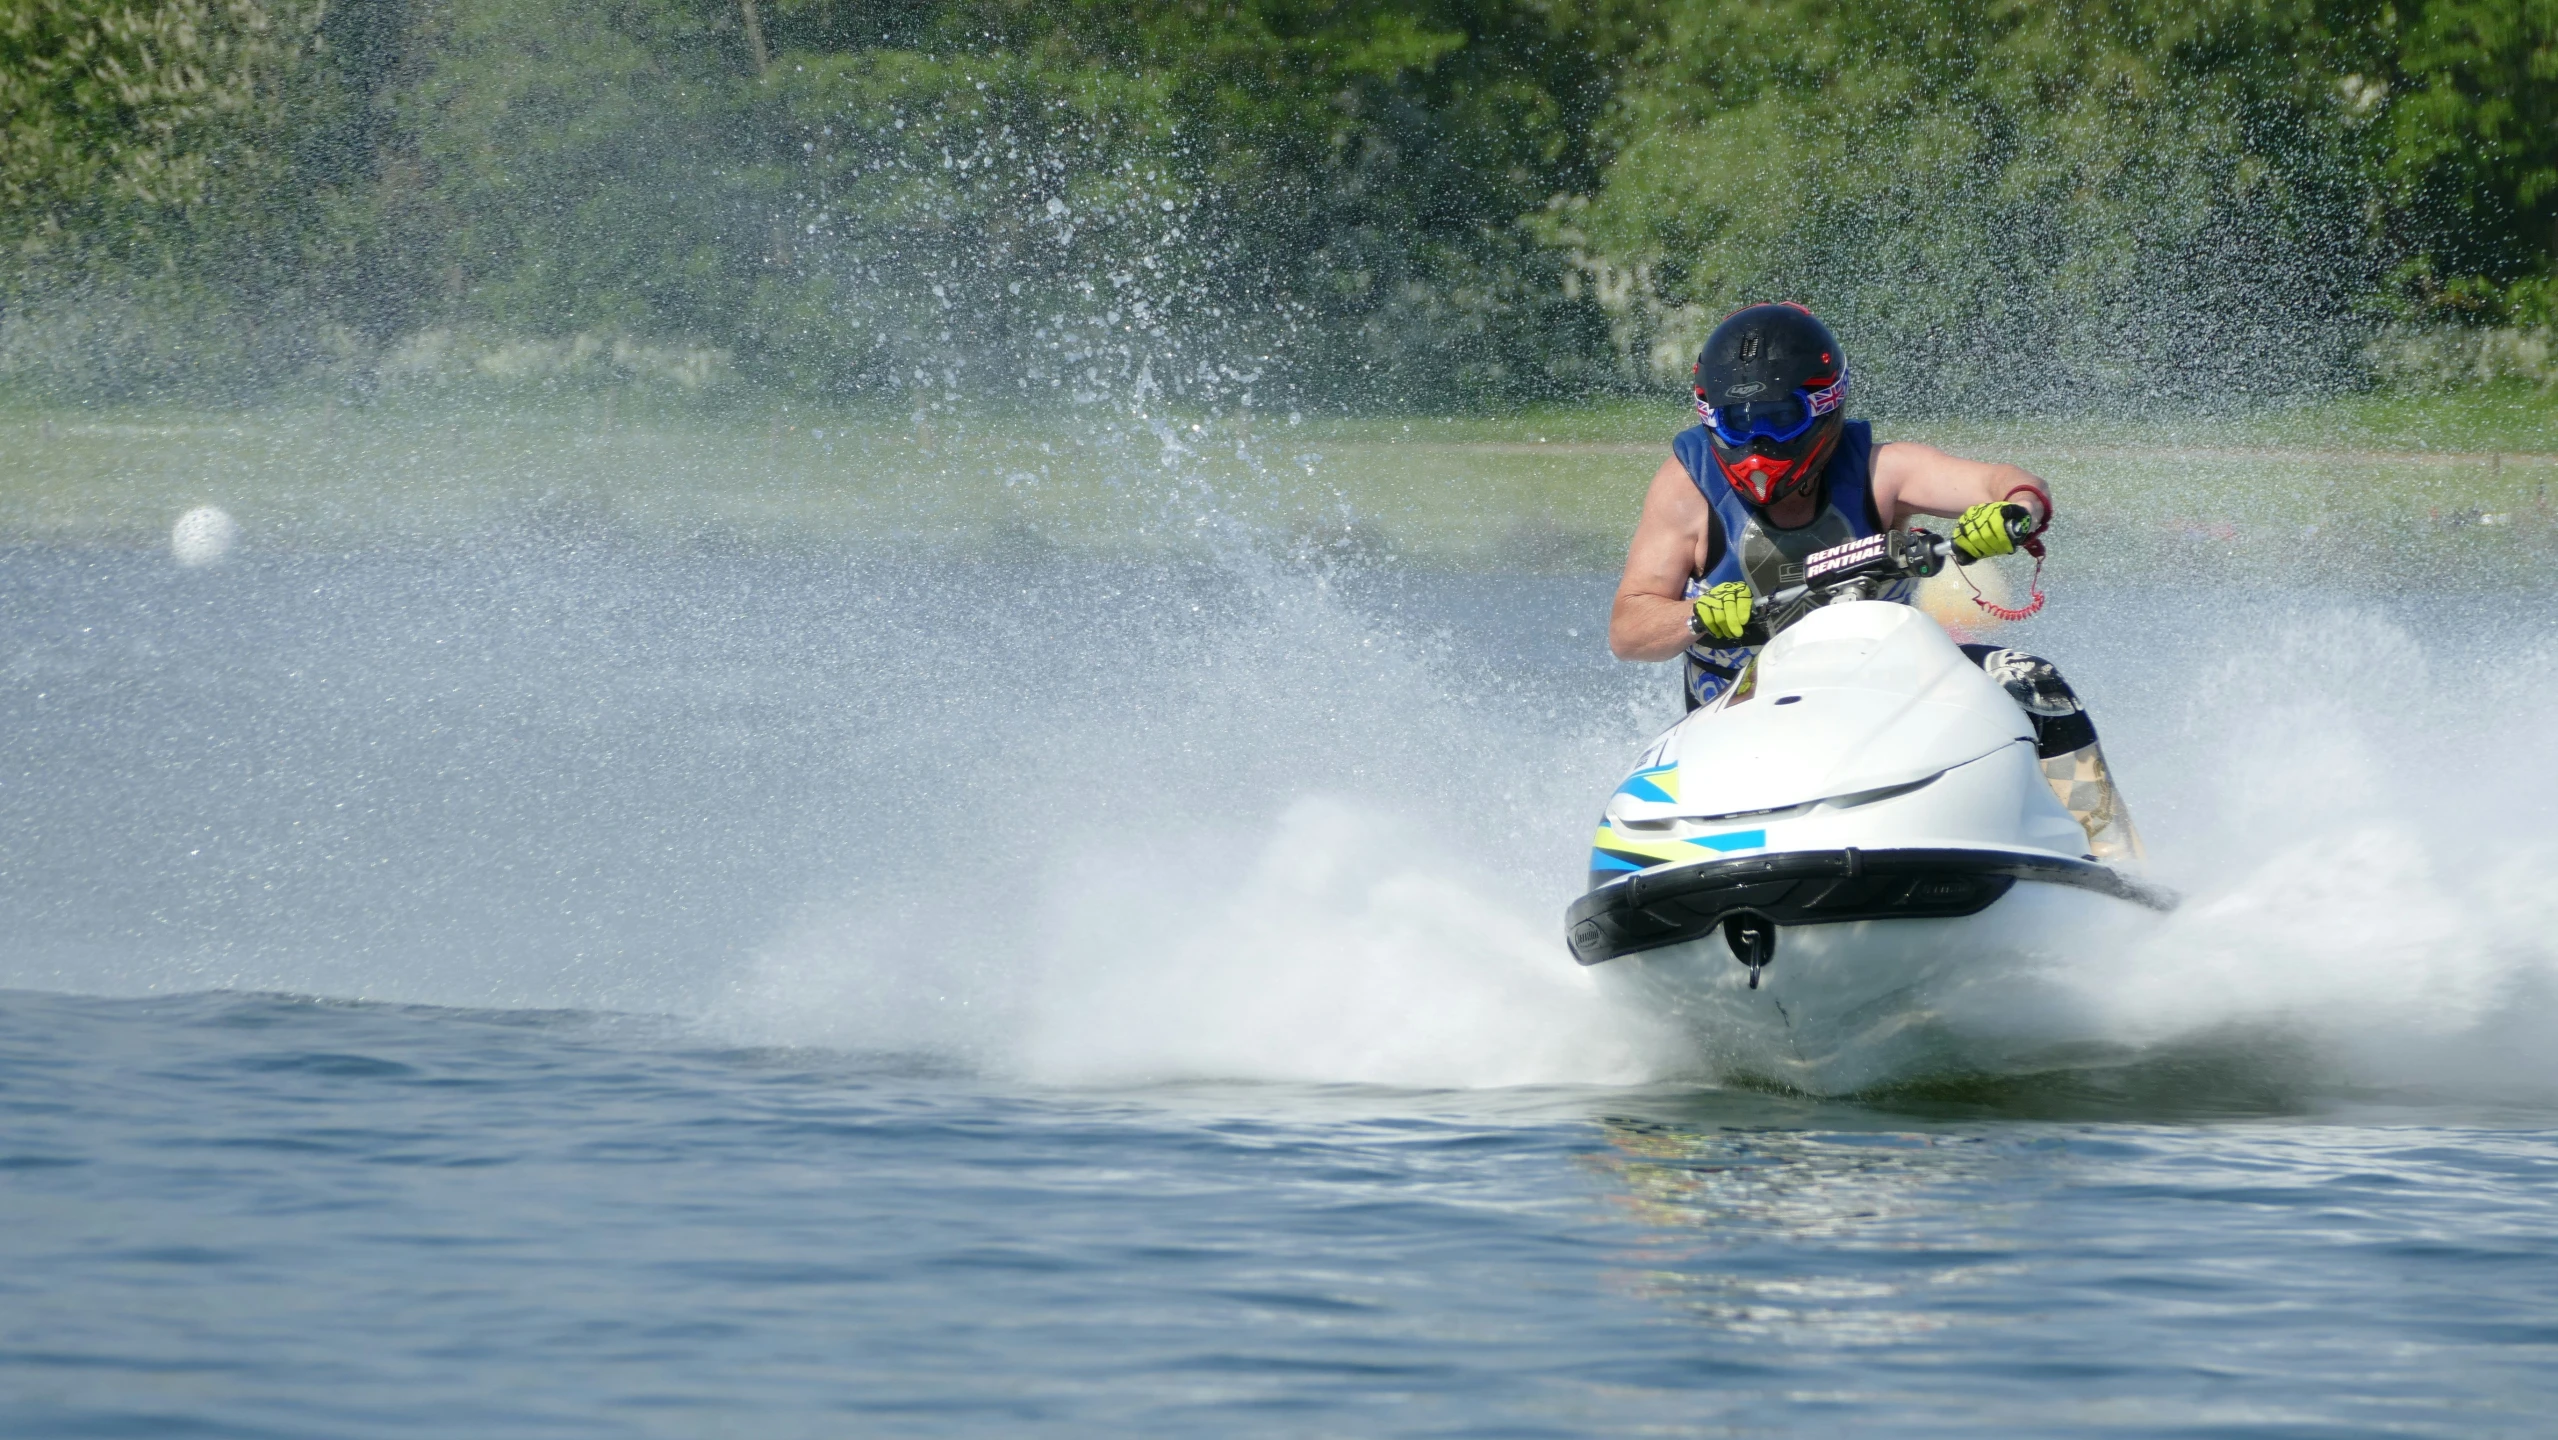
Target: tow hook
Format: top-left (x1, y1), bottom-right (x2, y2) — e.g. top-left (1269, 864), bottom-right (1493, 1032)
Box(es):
top-left (1724, 913), bottom-right (1776, 989)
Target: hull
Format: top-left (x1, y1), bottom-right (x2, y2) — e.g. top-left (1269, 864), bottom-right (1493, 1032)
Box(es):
top-left (1566, 844), bottom-right (2167, 967)
top-left (1589, 881), bottom-right (2164, 1094)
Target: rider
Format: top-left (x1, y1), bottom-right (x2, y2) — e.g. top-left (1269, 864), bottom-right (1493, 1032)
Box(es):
top-left (1608, 302), bottom-right (2142, 862)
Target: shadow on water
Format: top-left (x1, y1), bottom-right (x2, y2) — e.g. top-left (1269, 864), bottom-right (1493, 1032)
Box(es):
top-left (1572, 1027), bottom-right (2360, 1128)
top-left (1843, 1044), bottom-right (2328, 1123)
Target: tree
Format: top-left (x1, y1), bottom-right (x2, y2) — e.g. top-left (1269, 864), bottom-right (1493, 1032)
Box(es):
top-left (1549, 0), bottom-right (2393, 410)
top-left (2384, 0), bottom-right (2558, 320)
top-left (1, 0), bottom-right (325, 265)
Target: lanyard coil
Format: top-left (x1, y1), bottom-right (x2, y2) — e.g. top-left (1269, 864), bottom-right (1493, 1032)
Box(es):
top-left (1963, 484), bottom-right (2050, 622)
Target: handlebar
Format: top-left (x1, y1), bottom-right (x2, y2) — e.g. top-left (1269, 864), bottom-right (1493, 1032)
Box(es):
top-left (1735, 526), bottom-right (1958, 647)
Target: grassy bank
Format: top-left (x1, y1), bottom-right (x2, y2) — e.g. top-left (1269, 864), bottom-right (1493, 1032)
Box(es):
top-left (5, 389), bottom-right (2557, 582)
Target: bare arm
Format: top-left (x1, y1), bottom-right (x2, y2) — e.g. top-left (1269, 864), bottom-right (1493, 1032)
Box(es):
top-left (1870, 442), bottom-right (2051, 531)
top-left (1609, 456), bottom-right (1714, 662)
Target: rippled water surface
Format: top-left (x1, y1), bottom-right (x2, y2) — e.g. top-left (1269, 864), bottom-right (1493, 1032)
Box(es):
top-left (10, 990), bottom-right (2558, 1437)
top-left (8, 537), bottom-right (2558, 1435)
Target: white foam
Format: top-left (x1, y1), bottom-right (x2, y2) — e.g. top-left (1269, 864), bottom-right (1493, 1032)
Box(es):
top-left (1006, 797), bottom-right (1684, 1087)
top-left (715, 797), bottom-right (1688, 1089)
top-left (1955, 606), bottom-right (2558, 1097)
top-left (708, 551), bottom-right (1689, 1090)
top-left (706, 580), bottom-right (2558, 1100)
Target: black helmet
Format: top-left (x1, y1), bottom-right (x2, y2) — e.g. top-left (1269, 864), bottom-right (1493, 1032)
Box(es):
top-left (1692, 303), bottom-right (1850, 507)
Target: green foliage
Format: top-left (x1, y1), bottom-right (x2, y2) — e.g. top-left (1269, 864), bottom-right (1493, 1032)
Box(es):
top-left (1551, 0), bottom-right (2394, 407)
top-left (744, 0), bottom-right (1644, 403)
top-left (5, 0), bottom-right (2558, 407)
top-left (125, 0), bottom-right (1634, 406)
top-left (2383, 0), bottom-right (2558, 320)
top-left (0, 0), bottom-right (333, 298)
top-left (0, 0), bottom-right (368, 397)
top-left (395, 0), bottom-right (755, 337)
top-left (748, 46), bottom-right (1198, 398)
top-left (1, 0), bottom-right (322, 224)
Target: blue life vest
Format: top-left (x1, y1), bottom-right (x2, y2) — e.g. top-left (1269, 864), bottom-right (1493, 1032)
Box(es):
top-left (1669, 419), bottom-right (1914, 708)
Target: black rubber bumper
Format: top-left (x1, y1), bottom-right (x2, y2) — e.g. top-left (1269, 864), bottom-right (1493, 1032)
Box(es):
top-left (1564, 847), bottom-right (2176, 967)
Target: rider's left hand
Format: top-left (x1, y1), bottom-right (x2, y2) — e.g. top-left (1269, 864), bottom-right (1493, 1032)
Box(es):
top-left (1953, 502), bottom-right (2034, 564)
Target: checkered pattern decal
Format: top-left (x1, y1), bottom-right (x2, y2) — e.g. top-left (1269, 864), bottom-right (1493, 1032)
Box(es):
top-left (2043, 744), bottom-right (2145, 862)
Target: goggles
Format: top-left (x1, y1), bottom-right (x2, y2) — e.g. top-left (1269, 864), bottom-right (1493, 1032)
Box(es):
top-left (1696, 369), bottom-right (1849, 447)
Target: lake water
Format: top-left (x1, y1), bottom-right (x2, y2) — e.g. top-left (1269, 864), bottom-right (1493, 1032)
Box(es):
top-left (7, 529), bottom-right (2558, 1435)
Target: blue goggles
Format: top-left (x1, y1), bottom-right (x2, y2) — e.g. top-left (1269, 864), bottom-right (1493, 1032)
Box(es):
top-left (1697, 369), bottom-right (1849, 447)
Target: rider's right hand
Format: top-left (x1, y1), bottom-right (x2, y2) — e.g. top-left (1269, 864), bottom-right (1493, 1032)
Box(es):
top-left (1690, 582), bottom-right (1753, 643)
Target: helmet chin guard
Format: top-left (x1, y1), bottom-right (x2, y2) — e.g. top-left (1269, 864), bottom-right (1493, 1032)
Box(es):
top-left (1716, 422), bottom-right (1839, 507)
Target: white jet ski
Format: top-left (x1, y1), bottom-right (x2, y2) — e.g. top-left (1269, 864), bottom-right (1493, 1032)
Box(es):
top-left (1567, 526), bottom-right (2176, 1092)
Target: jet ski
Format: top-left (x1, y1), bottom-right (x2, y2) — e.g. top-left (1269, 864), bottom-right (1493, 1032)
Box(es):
top-left (1567, 525), bottom-right (2177, 1092)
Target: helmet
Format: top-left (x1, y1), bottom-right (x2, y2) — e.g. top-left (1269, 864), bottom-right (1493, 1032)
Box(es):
top-left (1692, 303), bottom-right (1849, 508)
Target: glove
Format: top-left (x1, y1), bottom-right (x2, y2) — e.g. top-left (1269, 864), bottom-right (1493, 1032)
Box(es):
top-left (1952, 502), bottom-right (2034, 564)
top-left (1690, 582), bottom-right (1753, 642)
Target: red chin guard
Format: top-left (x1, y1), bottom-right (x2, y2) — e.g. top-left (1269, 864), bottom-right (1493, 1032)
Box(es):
top-left (1717, 453), bottom-right (1799, 506)
top-left (1713, 422), bottom-right (1839, 507)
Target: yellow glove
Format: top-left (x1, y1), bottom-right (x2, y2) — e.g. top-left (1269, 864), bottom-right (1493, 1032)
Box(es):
top-left (1690, 582), bottom-right (1753, 642)
top-left (1952, 502), bottom-right (2033, 564)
